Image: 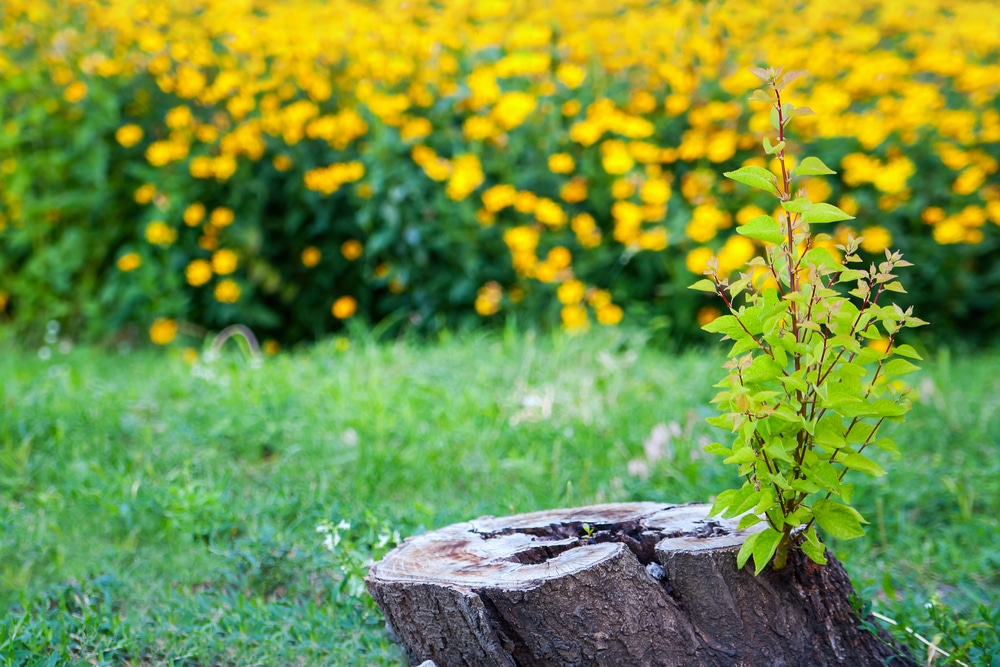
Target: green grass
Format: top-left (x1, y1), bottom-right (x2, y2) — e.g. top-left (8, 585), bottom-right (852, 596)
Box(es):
top-left (1, 329), bottom-right (998, 665)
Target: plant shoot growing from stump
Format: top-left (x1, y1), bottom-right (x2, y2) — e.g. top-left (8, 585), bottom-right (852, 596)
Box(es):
top-left (693, 67), bottom-right (927, 574)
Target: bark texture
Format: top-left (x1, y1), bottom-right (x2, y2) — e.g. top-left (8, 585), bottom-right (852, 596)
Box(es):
top-left (366, 502), bottom-right (915, 667)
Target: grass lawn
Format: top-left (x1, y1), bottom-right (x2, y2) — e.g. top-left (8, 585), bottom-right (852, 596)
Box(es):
top-left (1, 329), bottom-right (998, 665)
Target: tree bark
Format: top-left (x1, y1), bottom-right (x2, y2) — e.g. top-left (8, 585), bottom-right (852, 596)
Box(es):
top-left (366, 502), bottom-right (915, 667)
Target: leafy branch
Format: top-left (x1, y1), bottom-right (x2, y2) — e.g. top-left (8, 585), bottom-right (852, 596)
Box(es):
top-left (692, 67), bottom-right (927, 573)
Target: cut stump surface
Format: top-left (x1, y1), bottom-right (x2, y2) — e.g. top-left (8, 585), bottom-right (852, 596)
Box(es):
top-left (366, 502), bottom-right (914, 667)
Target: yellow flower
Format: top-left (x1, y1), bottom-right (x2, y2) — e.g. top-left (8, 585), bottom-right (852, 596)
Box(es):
top-left (922, 206), bottom-right (946, 224)
top-left (210, 207), bottom-right (235, 227)
top-left (860, 226), bottom-right (892, 254)
top-left (165, 106), bottom-right (192, 128)
top-left (932, 217), bottom-right (967, 244)
top-left (117, 253), bottom-right (142, 272)
top-left (535, 198), bottom-right (567, 228)
top-left (145, 221), bottom-right (176, 246)
top-left (63, 81), bottom-right (88, 103)
top-left (718, 236), bottom-right (756, 275)
top-left (211, 155), bottom-right (237, 181)
top-left (149, 318), bottom-right (178, 345)
top-left (665, 93), bottom-right (689, 117)
top-left (263, 340), bottom-right (280, 356)
top-left (868, 336), bottom-right (892, 353)
top-left (736, 204), bottom-right (767, 225)
top-left (560, 304), bottom-right (588, 331)
top-left (612, 179), bottom-right (635, 200)
top-left (332, 295), bottom-right (357, 319)
top-left (446, 154), bottom-right (484, 201)
top-left (686, 205), bottom-right (727, 243)
top-left (190, 156), bottom-right (214, 179)
top-left (116, 124), bottom-right (144, 147)
top-left (273, 155), bottom-right (292, 171)
top-left (463, 115), bottom-right (498, 141)
top-left (838, 195), bottom-right (859, 217)
top-left (560, 177), bottom-right (588, 204)
top-left (548, 153), bottom-right (575, 174)
top-left (134, 184), bottom-right (157, 204)
top-left (513, 190), bottom-right (538, 214)
top-left (400, 117), bottom-right (433, 142)
top-left (601, 140), bottom-right (635, 175)
top-left (638, 228), bottom-right (669, 251)
top-left (572, 213), bottom-right (601, 248)
top-left (185, 259), bottom-right (212, 286)
top-left (557, 279), bottom-right (586, 305)
top-left (475, 281), bottom-right (503, 316)
top-left (214, 280), bottom-right (241, 303)
top-left (561, 100), bottom-right (581, 117)
top-left (596, 303), bottom-right (623, 326)
top-left (639, 179), bottom-right (670, 206)
top-left (482, 184), bottom-right (517, 212)
top-left (556, 63), bottom-right (586, 89)
top-left (492, 92), bottom-right (536, 130)
top-left (685, 247), bottom-right (715, 275)
top-left (301, 246), bottom-right (322, 267)
top-left (211, 249), bottom-right (238, 275)
top-left (547, 246), bottom-right (572, 270)
top-left (341, 239), bottom-right (364, 260)
top-left (145, 140), bottom-right (178, 167)
top-left (183, 203), bottom-right (206, 226)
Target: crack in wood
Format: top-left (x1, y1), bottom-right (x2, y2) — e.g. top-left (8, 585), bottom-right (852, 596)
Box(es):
top-left (498, 518), bottom-right (731, 567)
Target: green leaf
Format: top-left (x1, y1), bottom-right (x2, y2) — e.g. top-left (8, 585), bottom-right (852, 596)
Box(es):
top-left (892, 344), bottom-right (923, 360)
top-left (883, 281), bottom-right (907, 293)
top-left (762, 137), bottom-right (786, 155)
top-left (812, 498), bottom-right (868, 540)
top-left (743, 355), bottom-right (784, 383)
top-left (779, 372), bottom-right (808, 393)
top-left (751, 527), bottom-right (783, 575)
top-left (794, 156), bottom-right (837, 176)
top-left (840, 452), bottom-right (886, 477)
top-left (708, 488), bottom-right (738, 517)
top-left (802, 247), bottom-right (843, 271)
top-left (780, 197), bottom-right (812, 213)
top-left (800, 525), bottom-right (828, 565)
top-left (702, 315), bottom-right (741, 336)
top-left (871, 437), bottom-right (899, 454)
top-left (764, 440), bottom-right (795, 463)
top-left (703, 442), bottom-right (732, 456)
top-left (724, 446), bottom-right (757, 465)
top-left (724, 166), bottom-right (779, 195)
top-left (736, 531), bottom-right (759, 569)
top-left (802, 203), bottom-right (854, 224)
top-left (689, 278), bottom-right (717, 292)
top-left (836, 398), bottom-right (908, 419)
top-left (841, 483), bottom-right (855, 504)
top-left (737, 513), bottom-right (762, 530)
top-left (883, 359), bottom-right (920, 378)
top-left (736, 215), bottom-right (785, 244)
top-left (753, 488), bottom-right (776, 514)
top-left (814, 415), bottom-right (847, 449)
top-left (706, 414), bottom-right (735, 430)
top-left (807, 459), bottom-right (843, 492)
top-left (724, 485), bottom-right (762, 518)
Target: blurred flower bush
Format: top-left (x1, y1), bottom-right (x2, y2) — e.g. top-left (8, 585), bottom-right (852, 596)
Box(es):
top-left (1, 0), bottom-right (998, 347)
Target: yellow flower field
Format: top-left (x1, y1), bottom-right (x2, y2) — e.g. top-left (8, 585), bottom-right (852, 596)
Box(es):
top-left (0, 0), bottom-right (998, 345)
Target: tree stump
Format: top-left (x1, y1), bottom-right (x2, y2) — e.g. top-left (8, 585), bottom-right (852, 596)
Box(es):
top-left (366, 502), bottom-right (915, 667)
